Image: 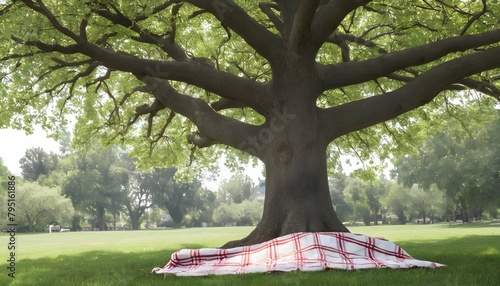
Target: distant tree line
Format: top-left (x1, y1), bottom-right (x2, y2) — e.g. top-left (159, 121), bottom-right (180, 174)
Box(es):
top-left (2, 117), bottom-right (497, 231)
top-left (1, 142), bottom-right (263, 232)
top-left (331, 118), bottom-right (499, 225)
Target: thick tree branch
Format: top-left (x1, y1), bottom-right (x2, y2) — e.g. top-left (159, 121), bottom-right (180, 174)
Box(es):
top-left (320, 29), bottom-right (500, 91)
top-left (141, 76), bottom-right (263, 157)
top-left (211, 98), bottom-right (247, 111)
top-left (320, 47), bottom-right (500, 142)
top-left (70, 42), bottom-right (268, 115)
top-left (184, 0), bottom-right (282, 63)
top-left (259, 2), bottom-right (284, 35)
top-left (289, 0), bottom-right (320, 50)
top-left (11, 36), bottom-right (81, 54)
top-left (310, 0), bottom-right (373, 52)
top-left (459, 78), bottom-right (500, 98)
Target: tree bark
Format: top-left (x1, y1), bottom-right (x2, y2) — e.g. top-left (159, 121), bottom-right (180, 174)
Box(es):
top-left (130, 211), bottom-right (140, 230)
top-left (125, 203), bottom-right (143, 230)
top-left (459, 196), bottom-right (470, 223)
top-left (223, 145), bottom-right (348, 248)
top-left (222, 66), bottom-right (349, 248)
top-left (96, 205), bottom-right (106, 231)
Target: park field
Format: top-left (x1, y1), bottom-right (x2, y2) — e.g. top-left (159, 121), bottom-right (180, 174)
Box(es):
top-left (1, 222), bottom-right (499, 285)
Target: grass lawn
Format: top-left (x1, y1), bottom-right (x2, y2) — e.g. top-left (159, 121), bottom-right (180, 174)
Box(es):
top-left (1, 222), bottom-right (499, 285)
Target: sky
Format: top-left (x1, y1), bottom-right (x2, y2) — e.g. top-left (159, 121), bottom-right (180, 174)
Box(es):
top-left (0, 127), bottom-right (60, 176)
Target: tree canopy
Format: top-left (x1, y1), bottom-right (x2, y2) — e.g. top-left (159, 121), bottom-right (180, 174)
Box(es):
top-left (1, 1), bottom-right (498, 170)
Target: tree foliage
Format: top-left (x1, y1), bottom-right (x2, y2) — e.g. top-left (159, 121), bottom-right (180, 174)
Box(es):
top-left (19, 147), bottom-right (59, 182)
top-left (218, 174), bottom-right (257, 204)
top-left (142, 167), bottom-right (204, 227)
top-left (15, 181), bottom-right (74, 232)
top-left (213, 200), bottom-right (263, 226)
top-left (1, 0), bottom-right (498, 169)
top-left (392, 117), bottom-right (500, 221)
top-left (0, 158), bottom-right (11, 228)
top-left (62, 146), bottom-right (127, 230)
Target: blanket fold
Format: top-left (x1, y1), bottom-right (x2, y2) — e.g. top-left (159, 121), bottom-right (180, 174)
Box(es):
top-left (152, 232), bottom-right (445, 276)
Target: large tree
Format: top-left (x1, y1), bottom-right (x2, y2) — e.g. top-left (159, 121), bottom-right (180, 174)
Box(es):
top-left (1, 1), bottom-right (500, 247)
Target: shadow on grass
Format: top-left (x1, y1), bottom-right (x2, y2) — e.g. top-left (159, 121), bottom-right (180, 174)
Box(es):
top-left (1, 235), bottom-right (498, 286)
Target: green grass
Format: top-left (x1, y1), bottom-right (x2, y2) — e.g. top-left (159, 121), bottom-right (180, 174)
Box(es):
top-left (1, 222), bottom-right (499, 286)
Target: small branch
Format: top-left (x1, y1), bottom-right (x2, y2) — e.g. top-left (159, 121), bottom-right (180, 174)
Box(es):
top-left (459, 78), bottom-right (500, 100)
top-left (460, 0), bottom-right (488, 35)
top-left (135, 0), bottom-right (179, 22)
top-left (11, 36), bottom-right (81, 54)
top-left (0, 2), bottom-right (14, 16)
top-left (92, 2), bottom-right (189, 61)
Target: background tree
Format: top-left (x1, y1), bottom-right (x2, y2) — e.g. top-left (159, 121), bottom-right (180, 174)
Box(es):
top-left (218, 174), bottom-right (257, 204)
top-left (213, 200), bottom-right (263, 226)
top-left (16, 181), bottom-right (74, 232)
top-left (0, 158), bottom-right (11, 229)
top-left (19, 147), bottom-right (59, 182)
top-left (344, 178), bottom-right (371, 225)
top-left (381, 181), bottom-right (411, 225)
top-left (329, 174), bottom-right (352, 222)
top-left (62, 146), bottom-right (127, 230)
top-left (393, 117), bottom-right (500, 222)
top-left (2, 1), bottom-right (500, 246)
top-left (364, 180), bottom-right (386, 225)
top-left (183, 187), bottom-right (217, 227)
top-left (143, 167), bottom-right (202, 228)
top-left (123, 171), bottom-right (153, 230)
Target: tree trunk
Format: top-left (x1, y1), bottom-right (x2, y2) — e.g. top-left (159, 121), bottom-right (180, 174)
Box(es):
top-left (130, 211), bottom-right (140, 230)
top-left (222, 82), bottom-right (349, 247)
top-left (126, 204), bottom-right (141, 230)
top-left (459, 196), bottom-right (470, 223)
top-left (396, 210), bottom-right (406, 224)
top-left (26, 213), bottom-right (35, 233)
top-left (223, 148), bottom-right (349, 248)
top-left (166, 203), bottom-right (183, 228)
top-left (96, 205), bottom-right (106, 231)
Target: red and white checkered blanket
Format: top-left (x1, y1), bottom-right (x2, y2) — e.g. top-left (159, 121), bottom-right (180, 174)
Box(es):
top-left (152, 232), bottom-right (445, 276)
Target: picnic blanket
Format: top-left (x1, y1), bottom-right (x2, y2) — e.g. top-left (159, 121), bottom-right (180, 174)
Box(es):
top-left (152, 232), bottom-right (445, 276)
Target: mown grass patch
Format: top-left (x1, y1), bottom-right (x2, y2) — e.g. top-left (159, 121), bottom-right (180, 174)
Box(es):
top-left (1, 223), bottom-right (498, 285)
